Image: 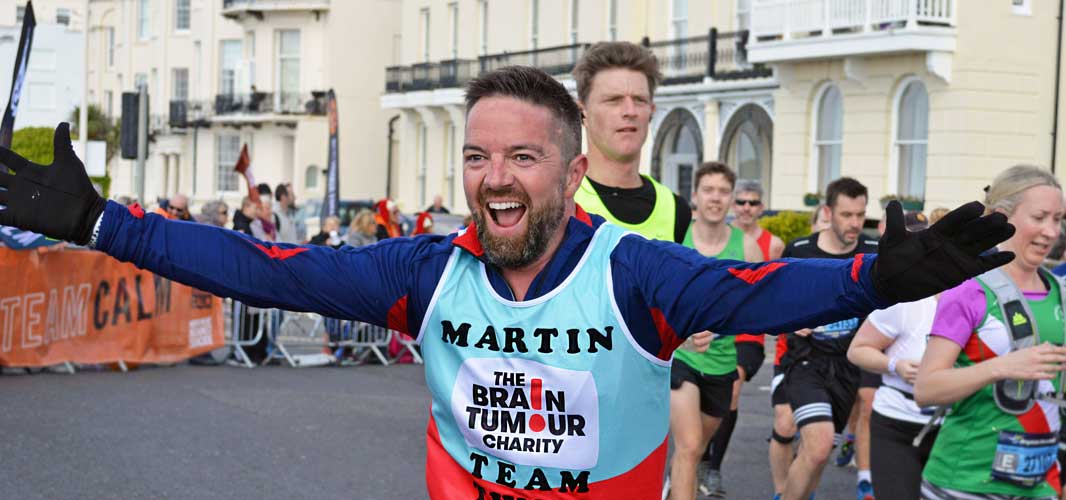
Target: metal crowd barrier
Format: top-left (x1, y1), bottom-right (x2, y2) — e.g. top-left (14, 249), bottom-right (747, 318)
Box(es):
top-left (223, 299), bottom-right (422, 368)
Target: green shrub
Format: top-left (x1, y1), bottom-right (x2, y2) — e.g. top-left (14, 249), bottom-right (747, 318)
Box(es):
top-left (759, 211), bottom-right (811, 245)
top-left (11, 126), bottom-right (54, 164)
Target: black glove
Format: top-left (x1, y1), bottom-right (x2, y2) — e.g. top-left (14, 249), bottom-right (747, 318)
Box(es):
top-left (872, 200), bottom-right (1015, 303)
top-left (0, 123), bottom-right (106, 245)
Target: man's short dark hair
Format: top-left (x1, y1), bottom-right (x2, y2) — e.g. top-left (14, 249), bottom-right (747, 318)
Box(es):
top-left (825, 177), bottom-right (868, 207)
top-left (693, 162), bottom-right (737, 191)
top-left (256, 183), bottom-right (272, 197)
top-left (275, 183), bottom-right (290, 202)
top-left (573, 42), bottom-right (662, 104)
top-left (465, 66), bottom-right (583, 164)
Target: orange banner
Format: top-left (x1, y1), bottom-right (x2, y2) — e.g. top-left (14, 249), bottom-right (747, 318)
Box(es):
top-left (0, 247), bottom-right (224, 367)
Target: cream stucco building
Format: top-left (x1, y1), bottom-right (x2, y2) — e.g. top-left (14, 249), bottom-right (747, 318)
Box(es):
top-left (382, 0), bottom-right (1066, 216)
top-left (68, 0), bottom-right (402, 217)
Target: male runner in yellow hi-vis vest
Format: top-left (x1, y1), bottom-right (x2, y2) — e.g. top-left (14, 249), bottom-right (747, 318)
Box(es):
top-left (571, 42), bottom-right (691, 244)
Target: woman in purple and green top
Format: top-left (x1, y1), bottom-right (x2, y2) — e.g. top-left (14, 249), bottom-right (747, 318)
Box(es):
top-left (916, 165), bottom-right (1066, 500)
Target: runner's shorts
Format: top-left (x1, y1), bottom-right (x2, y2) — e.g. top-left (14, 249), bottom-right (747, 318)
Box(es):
top-left (783, 355), bottom-right (860, 432)
top-left (860, 369), bottom-right (882, 389)
top-left (670, 358), bottom-right (738, 418)
top-left (771, 365), bottom-right (788, 406)
top-left (736, 341), bottom-right (765, 382)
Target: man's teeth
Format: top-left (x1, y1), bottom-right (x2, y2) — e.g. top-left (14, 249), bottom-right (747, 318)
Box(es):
top-left (489, 202), bottom-right (523, 210)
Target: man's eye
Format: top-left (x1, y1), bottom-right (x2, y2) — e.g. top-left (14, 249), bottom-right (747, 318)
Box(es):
top-left (515, 154), bottom-right (534, 162)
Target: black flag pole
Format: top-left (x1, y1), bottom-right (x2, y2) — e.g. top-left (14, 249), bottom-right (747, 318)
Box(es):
top-left (0, 0), bottom-right (36, 148)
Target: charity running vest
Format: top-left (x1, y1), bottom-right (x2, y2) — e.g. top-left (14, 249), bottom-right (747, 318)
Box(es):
top-left (922, 278), bottom-right (1064, 498)
top-left (574, 175), bottom-right (676, 241)
top-left (417, 223), bottom-right (672, 499)
top-left (672, 225), bottom-right (745, 376)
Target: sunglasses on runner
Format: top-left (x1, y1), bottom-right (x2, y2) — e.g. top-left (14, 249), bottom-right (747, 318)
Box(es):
top-left (734, 199), bottom-right (762, 207)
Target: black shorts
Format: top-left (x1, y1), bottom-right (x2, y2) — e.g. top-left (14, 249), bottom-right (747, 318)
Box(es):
top-left (770, 365), bottom-right (790, 406)
top-left (860, 370), bottom-right (882, 389)
top-left (783, 355), bottom-right (860, 432)
top-left (736, 341), bottom-right (765, 382)
top-left (670, 359), bottom-right (738, 418)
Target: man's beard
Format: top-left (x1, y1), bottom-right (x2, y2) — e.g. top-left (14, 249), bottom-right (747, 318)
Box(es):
top-left (472, 186), bottom-right (567, 269)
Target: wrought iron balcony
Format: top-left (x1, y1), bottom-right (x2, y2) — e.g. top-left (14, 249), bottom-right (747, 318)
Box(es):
top-left (385, 43), bottom-right (590, 93)
top-left (384, 31), bottom-right (769, 93)
top-left (211, 91), bottom-right (328, 117)
top-left (168, 100), bottom-right (212, 129)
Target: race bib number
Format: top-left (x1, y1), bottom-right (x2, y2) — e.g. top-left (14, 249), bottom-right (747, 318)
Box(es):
top-left (450, 358), bottom-right (600, 470)
top-left (811, 318), bottom-right (859, 341)
top-left (991, 430), bottom-right (1057, 488)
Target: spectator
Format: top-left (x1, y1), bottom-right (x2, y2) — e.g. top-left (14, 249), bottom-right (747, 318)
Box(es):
top-left (374, 199), bottom-right (402, 240)
top-left (346, 209), bottom-right (377, 247)
top-left (309, 216), bottom-right (344, 249)
top-left (232, 197), bottom-right (257, 235)
top-left (928, 206), bottom-right (949, 225)
top-left (810, 202), bottom-right (830, 233)
top-left (274, 183), bottom-right (304, 243)
top-left (196, 201), bottom-right (230, 227)
top-left (154, 193), bottom-right (191, 221)
top-left (412, 212), bottom-right (434, 236)
top-left (251, 199), bottom-right (277, 241)
top-left (425, 194), bottom-right (450, 214)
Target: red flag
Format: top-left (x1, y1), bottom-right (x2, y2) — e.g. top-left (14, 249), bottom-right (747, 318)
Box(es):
top-left (233, 144), bottom-right (258, 203)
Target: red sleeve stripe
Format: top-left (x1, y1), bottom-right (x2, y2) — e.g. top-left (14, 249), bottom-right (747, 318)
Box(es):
top-left (388, 295), bottom-right (409, 334)
top-left (851, 253), bottom-right (865, 283)
top-left (727, 262), bottom-right (788, 285)
top-left (252, 243), bottom-right (309, 261)
top-left (650, 307), bottom-right (684, 360)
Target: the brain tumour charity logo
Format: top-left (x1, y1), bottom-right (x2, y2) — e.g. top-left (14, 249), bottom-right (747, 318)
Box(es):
top-left (452, 359), bottom-right (600, 470)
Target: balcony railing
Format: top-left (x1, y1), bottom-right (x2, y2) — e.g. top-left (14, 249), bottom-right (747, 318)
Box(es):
top-left (385, 31), bottom-right (768, 93)
top-left (479, 43), bottom-right (592, 77)
top-left (751, 0), bottom-right (955, 41)
top-left (222, 0), bottom-right (329, 10)
top-left (164, 92), bottom-right (326, 125)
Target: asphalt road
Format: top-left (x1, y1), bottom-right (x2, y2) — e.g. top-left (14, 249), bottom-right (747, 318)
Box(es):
top-left (0, 357), bottom-right (856, 500)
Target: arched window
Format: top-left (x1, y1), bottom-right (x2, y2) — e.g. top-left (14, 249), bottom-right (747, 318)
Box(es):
top-left (813, 84), bottom-right (843, 193)
top-left (305, 165), bottom-right (320, 190)
top-left (895, 79), bottom-right (929, 199)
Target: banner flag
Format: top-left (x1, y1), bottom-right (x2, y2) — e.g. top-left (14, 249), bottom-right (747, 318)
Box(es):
top-left (0, 0), bottom-right (36, 148)
top-left (321, 89), bottom-right (339, 222)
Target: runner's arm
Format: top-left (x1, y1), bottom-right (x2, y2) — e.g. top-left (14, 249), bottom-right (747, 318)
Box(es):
top-left (93, 201), bottom-right (438, 327)
top-left (847, 318), bottom-right (898, 375)
top-left (611, 235), bottom-right (888, 340)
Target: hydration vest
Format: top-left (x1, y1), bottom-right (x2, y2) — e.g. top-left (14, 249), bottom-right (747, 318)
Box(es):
top-left (977, 267), bottom-right (1066, 415)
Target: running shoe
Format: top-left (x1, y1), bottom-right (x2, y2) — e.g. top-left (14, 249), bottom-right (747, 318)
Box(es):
top-left (835, 437), bottom-right (856, 467)
top-left (702, 469), bottom-right (726, 498)
top-left (856, 480), bottom-right (874, 500)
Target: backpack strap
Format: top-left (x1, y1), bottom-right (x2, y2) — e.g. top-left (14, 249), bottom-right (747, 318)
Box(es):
top-left (977, 268), bottom-right (1039, 415)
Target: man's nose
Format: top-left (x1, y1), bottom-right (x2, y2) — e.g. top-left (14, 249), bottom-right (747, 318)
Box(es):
top-left (484, 155), bottom-right (514, 188)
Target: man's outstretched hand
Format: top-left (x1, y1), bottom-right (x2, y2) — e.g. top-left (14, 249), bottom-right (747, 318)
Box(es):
top-left (0, 123), bottom-right (106, 246)
top-left (873, 200), bottom-right (1015, 303)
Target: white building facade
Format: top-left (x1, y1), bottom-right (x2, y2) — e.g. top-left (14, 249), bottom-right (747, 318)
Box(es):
top-left (80, 0), bottom-right (401, 219)
top-left (0, 2), bottom-right (86, 131)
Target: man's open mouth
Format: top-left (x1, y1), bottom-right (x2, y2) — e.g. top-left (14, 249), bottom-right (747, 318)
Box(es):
top-left (488, 201), bottom-right (527, 228)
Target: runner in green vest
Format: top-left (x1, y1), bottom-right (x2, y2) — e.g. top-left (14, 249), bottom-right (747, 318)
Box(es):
top-left (916, 166), bottom-right (1066, 500)
top-left (668, 162), bottom-right (763, 500)
top-left (571, 41), bottom-right (691, 244)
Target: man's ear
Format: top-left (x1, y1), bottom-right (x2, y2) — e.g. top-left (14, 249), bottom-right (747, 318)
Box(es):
top-left (564, 154), bottom-right (588, 199)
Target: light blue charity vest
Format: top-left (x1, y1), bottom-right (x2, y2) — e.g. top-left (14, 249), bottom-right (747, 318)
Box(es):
top-left (417, 223), bottom-right (671, 490)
